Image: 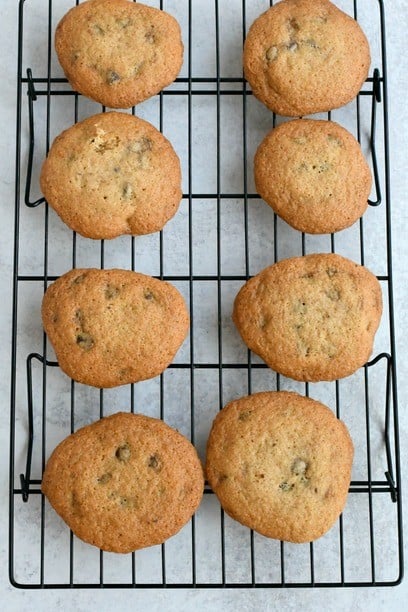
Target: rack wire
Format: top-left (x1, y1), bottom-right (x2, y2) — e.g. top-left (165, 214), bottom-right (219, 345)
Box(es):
top-left (10, 0), bottom-right (403, 589)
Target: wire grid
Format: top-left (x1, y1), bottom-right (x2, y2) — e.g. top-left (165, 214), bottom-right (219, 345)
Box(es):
top-left (9, 0), bottom-right (403, 589)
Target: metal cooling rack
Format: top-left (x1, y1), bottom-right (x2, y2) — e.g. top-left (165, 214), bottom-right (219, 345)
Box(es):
top-left (10, 0), bottom-right (403, 589)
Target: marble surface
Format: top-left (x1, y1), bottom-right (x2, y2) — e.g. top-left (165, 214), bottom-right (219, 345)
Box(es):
top-left (1, 0), bottom-right (407, 609)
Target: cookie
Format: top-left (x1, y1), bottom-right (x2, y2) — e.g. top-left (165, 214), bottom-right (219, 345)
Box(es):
top-left (233, 253), bottom-right (382, 382)
top-left (55, 0), bottom-right (183, 108)
top-left (40, 112), bottom-right (182, 239)
top-left (42, 412), bottom-right (204, 553)
top-left (206, 391), bottom-right (353, 543)
top-left (243, 0), bottom-right (370, 116)
top-left (254, 119), bottom-right (372, 234)
top-left (42, 268), bottom-right (189, 388)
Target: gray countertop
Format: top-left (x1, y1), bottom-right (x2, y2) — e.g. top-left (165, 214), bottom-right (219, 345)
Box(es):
top-left (1, 0), bottom-right (407, 609)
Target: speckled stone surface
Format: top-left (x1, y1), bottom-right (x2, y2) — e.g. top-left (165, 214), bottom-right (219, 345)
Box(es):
top-left (1, 0), bottom-right (407, 610)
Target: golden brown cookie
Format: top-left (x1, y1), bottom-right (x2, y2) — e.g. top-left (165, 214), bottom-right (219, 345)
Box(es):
top-left (55, 0), bottom-right (183, 108)
top-left (40, 112), bottom-right (182, 239)
top-left (206, 391), bottom-right (353, 543)
top-left (232, 254), bottom-right (382, 382)
top-left (42, 268), bottom-right (189, 388)
top-left (254, 119), bottom-right (372, 234)
top-left (42, 412), bottom-right (204, 553)
top-left (243, 0), bottom-right (370, 116)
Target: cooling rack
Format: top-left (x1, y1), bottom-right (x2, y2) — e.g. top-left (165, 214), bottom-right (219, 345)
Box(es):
top-left (10, 0), bottom-right (403, 588)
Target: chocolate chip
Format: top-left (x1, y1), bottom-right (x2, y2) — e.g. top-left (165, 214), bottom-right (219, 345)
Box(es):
top-left (72, 273), bottom-right (86, 285)
top-left (115, 443), bottom-right (131, 462)
top-left (98, 473), bottom-right (112, 484)
top-left (119, 496), bottom-right (137, 508)
top-left (105, 284), bottom-right (120, 300)
top-left (148, 455), bottom-right (158, 468)
top-left (259, 316), bottom-right (269, 330)
top-left (238, 410), bottom-right (253, 422)
top-left (148, 454), bottom-right (162, 472)
top-left (122, 183), bottom-right (133, 199)
top-left (266, 46), bottom-right (278, 62)
top-left (326, 267), bottom-right (338, 278)
top-left (291, 458), bottom-right (310, 485)
top-left (76, 332), bottom-right (94, 351)
top-left (316, 161), bottom-right (331, 173)
top-left (133, 62), bottom-right (145, 76)
top-left (294, 300), bottom-right (307, 315)
top-left (128, 137), bottom-right (153, 168)
top-left (75, 309), bottom-right (84, 326)
top-left (326, 287), bottom-right (341, 301)
top-left (289, 18), bottom-right (300, 32)
top-left (291, 458), bottom-right (307, 476)
top-left (94, 135), bottom-right (120, 153)
top-left (130, 136), bottom-right (153, 154)
top-left (116, 17), bottom-right (131, 29)
top-left (144, 290), bottom-right (154, 300)
top-left (279, 482), bottom-right (294, 492)
top-left (107, 70), bottom-right (120, 85)
top-left (93, 24), bottom-right (105, 35)
top-left (327, 134), bottom-right (343, 147)
top-left (145, 26), bottom-right (155, 43)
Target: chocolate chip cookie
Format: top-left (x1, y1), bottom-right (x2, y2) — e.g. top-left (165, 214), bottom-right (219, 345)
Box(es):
top-left (42, 268), bottom-right (189, 388)
top-left (40, 112), bottom-right (182, 239)
top-left (42, 412), bottom-right (204, 553)
top-left (206, 391), bottom-right (354, 543)
top-left (55, 0), bottom-right (183, 108)
top-left (254, 119), bottom-right (372, 234)
top-left (243, 0), bottom-right (370, 116)
top-left (232, 254), bottom-right (382, 381)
